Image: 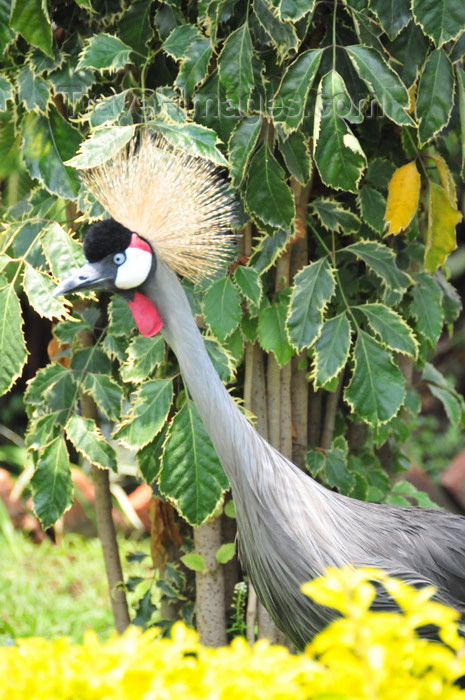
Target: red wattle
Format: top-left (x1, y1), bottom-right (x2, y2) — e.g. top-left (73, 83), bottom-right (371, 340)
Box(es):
top-left (129, 233), bottom-right (152, 253)
top-left (127, 292), bottom-right (163, 337)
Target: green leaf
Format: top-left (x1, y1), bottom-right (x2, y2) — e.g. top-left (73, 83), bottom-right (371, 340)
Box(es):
top-left (218, 22), bottom-right (254, 106)
top-left (313, 70), bottom-right (367, 193)
top-left (249, 229), bottom-right (294, 274)
top-left (0, 0), bottom-right (15, 53)
top-left (23, 265), bottom-right (69, 321)
top-left (181, 553), bottom-right (207, 572)
top-left (389, 21), bottom-right (429, 88)
top-left (436, 270), bottom-right (462, 324)
top-left (24, 363), bottom-right (68, 406)
top-left (0, 75), bottom-right (13, 111)
top-left (258, 296), bottom-right (294, 367)
top-left (81, 373), bottom-right (123, 423)
top-left (234, 266), bottom-right (262, 307)
top-left (322, 448), bottom-right (355, 495)
top-left (386, 480), bottom-right (438, 508)
top-left (137, 431), bottom-right (165, 485)
top-left (204, 337), bottom-right (237, 383)
top-left (31, 437), bottom-right (73, 528)
top-left (215, 542), bottom-right (236, 564)
top-left (422, 363), bottom-right (465, 425)
top-left (287, 258), bottom-right (335, 351)
top-left (26, 413), bottom-right (61, 451)
top-left (344, 241), bottom-right (411, 291)
top-left (87, 91), bottom-right (131, 129)
top-left (278, 131), bottom-right (312, 186)
top-left (253, 0), bottom-right (299, 61)
top-left (224, 499), bottom-right (236, 518)
top-left (114, 379), bottom-right (173, 449)
top-left (108, 295), bottom-right (136, 336)
top-left (10, 0), bottom-right (53, 57)
top-left (117, 0), bottom-right (154, 54)
top-left (312, 198), bottom-right (361, 235)
top-left (412, 0), bottom-right (465, 47)
top-left (42, 223), bottom-right (85, 280)
top-left (313, 312), bottom-right (351, 388)
top-left (365, 158), bottom-right (396, 188)
top-left (203, 277), bottom-right (242, 342)
top-left (370, 0), bottom-right (411, 39)
top-left (176, 38), bottom-right (212, 95)
top-left (78, 33), bottom-right (133, 72)
top-left (47, 60), bottom-right (94, 106)
top-left (410, 272), bottom-right (443, 345)
top-left (345, 330), bottom-right (405, 426)
top-left (159, 402), bottom-right (229, 526)
top-left (17, 65), bottom-right (49, 113)
top-left (0, 285), bottom-right (28, 397)
top-left (273, 49), bottom-right (322, 132)
top-left (28, 45), bottom-right (64, 74)
top-left (279, 0), bottom-right (315, 21)
top-left (162, 24), bottom-right (202, 59)
top-left (71, 346), bottom-right (112, 375)
top-left (245, 142), bottom-right (295, 230)
top-left (416, 50), bottom-right (454, 145)
top-left (120, 335), bottom-right (165, 383)
top-left (357, 186), bottom-right (386, 234)
top-left (228, 117), bottom-right (262, 187)
top-left (457, 65), bottom-right (465, 182)
top-left (65, 125), bottom-right (136, 169)
top-left (21, 111), bottom-right (81, 198)
top-left (147, 120), bottom-right (228, 167)
top-left (345, 46), bottom-right (413, 126)
top-left (66, 414), bottom-right (117, 470)
top-left (306, 449), bottom-right (325, 478)
top-left (357, 303), bottom-right (418, 357)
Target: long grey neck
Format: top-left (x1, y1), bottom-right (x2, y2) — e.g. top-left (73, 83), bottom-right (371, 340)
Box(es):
top-left (143, 261), bottom-right (260, 489)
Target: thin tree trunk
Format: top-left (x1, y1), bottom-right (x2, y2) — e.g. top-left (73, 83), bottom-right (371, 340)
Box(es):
top-left (194, 518), bottom-right (227, 646)
top-left (246, 583), bottom-right (257, 645)
top-left (91, 463), bottom-right (130, 633)
top-left (79, 329), bottom-right (130, 635)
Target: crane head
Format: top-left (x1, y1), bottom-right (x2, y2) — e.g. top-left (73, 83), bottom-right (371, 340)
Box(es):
top-left (53, 218), bottom-right (163, 337)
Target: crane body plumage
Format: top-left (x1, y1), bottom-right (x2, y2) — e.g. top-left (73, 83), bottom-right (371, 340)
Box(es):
top-left (146, 259), bottom-right (465, 648)
top-left (54, 134), bottom-right (465, 649)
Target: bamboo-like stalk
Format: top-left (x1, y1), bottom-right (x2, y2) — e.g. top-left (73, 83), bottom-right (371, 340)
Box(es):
top-left (308, 387), bottom-right (323, 446)
top-left (290, 180), bottom-right (310, 468)
top-left (194, 518), bottom-right (227, 646)
top-left (320, 374), bottom-right (344, 450)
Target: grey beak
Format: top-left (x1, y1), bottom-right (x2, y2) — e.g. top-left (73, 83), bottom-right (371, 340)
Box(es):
top-left (53, 259), bottom-right (117, 297)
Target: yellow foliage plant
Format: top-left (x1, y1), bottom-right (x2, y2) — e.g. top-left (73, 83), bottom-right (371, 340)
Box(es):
top-left (1, 568), bottom-right (465, 700)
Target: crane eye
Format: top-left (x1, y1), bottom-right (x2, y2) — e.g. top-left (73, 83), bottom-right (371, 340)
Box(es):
top-left (113, 252), bottom-right (126, 265)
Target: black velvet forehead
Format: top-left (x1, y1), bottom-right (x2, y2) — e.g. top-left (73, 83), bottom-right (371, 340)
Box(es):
top-left (83, 219), bottom-right (133, 262)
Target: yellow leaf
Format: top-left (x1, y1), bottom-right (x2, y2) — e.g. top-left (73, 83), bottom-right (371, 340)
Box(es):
top-left (431, 153), bottom-right (457, 205)
top-left (384, 161), bottom-right (421, 234)
top-left (425, 182), bottom-right (462, 272)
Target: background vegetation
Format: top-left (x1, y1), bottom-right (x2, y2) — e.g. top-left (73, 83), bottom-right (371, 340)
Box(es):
top-left (0, 0), bottom-right (464, 644)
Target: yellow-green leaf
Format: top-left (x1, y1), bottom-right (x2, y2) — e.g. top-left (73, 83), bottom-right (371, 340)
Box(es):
top-left (384, 161), bottom-right (421, 234)
top-left (424, 182), bottom-right (462, 272)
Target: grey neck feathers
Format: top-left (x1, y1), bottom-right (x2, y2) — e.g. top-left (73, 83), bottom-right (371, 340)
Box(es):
top-left (142, 261), bottom-right (262, 490)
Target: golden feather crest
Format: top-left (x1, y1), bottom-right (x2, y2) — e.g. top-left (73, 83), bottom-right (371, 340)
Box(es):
top-left (80, 134), bottom-right (237, 281)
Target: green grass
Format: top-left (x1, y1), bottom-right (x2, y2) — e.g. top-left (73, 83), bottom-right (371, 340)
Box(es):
top-left (0, 533), bottom-right (115, 643)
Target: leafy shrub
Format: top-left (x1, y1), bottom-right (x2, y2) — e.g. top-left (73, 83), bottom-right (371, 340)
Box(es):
top-left (2, 567), bottom-right (464, 699)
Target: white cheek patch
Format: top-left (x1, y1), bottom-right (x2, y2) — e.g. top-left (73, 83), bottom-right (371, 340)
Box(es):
top-left (115, 248), bottom-right (153, 289)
